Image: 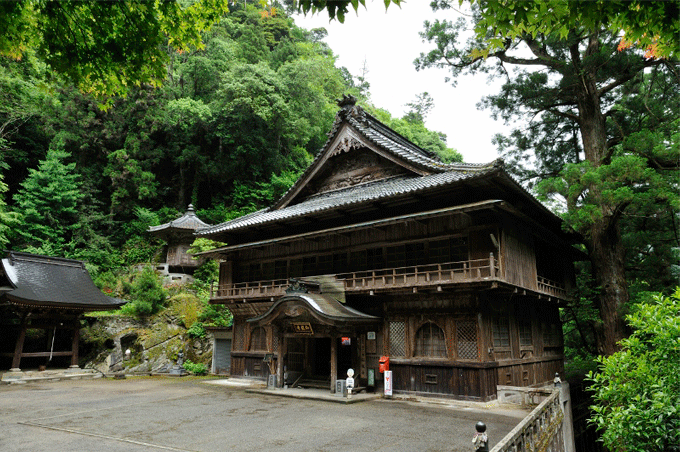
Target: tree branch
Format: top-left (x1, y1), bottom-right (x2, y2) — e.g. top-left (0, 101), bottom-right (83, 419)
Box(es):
top-left (598, 59), bottom-right (666, 97)
top-left (546, 108), bottom-right (580, 122)
top-left (524, 35), bottom-right (562, 69)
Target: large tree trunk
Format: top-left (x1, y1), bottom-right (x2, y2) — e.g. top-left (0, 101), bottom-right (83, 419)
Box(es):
top-left (572, 34), bottom-right (629, 355)
top-left (587, 219), bottom-right (629, 355)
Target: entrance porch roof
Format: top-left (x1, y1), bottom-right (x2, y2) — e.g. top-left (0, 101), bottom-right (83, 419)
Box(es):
top-left (247, 293), bottom-right (379, 326)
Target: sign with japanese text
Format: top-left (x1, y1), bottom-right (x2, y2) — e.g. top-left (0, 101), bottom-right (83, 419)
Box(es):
top-left (384, 370), bottom-right (393, 396)
top-left (292, 322), bottom-right (313, 335)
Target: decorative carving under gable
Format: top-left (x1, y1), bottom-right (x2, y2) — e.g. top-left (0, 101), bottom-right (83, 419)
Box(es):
top-left (284, 305), bottom-right (304, 317)
top-left (312, 149), bottom-right (408, 194)
top-left (330, 136), bottom-right (363, 156)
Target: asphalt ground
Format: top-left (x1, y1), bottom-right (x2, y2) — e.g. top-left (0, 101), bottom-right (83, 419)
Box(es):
top-left (0, 377), bottom-right (528, 452)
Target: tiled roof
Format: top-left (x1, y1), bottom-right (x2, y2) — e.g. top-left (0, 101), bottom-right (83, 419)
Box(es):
top-left (148, 204), bottom-right (211, 234)
top-left (198, 164), bottom-right (499, 236)
top-left (272, 100), bottom-right (493, 210)
top-left (1, 252), bottom-right (126, 310)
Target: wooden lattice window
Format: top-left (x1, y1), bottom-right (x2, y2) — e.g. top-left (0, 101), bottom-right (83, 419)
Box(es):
top-left (289, 258), bottom-right (303, 278)
top-left (492, 316), bottom-right (510, 348)
top-left (457, 320), bottom-right (478, 360)
top-left (518, 318), bottom-right (533, 347)
top-left (389, 321), bottom-right (406, 357)
top-left (543, 323), bottom-right (561, 346)
top-left (272, 326), bottom-right (280, 352)
top-left (317, 254), bottom-right (333, 274)
top-left (274, 260), bottom-right (287, 280)
top-left (415, 322), bottom-right (447, 358)
top-left (249, 327), bottom-right (267, 351)
top-left (233, 321), bottom-right (245, 351)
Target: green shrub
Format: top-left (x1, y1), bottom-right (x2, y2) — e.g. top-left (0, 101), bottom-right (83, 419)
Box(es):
top-left (183, 359), bottom-right (207, 375)
top-left (186, 321), bottom-right (206, 338)
top-left (125, 265), bottom-right (167, 317)
top-left (588, 288), bottom-right (680, 451)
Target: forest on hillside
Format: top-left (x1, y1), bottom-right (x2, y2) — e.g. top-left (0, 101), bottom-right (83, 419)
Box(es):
top-left (0, 3), bottom-right (459, 276)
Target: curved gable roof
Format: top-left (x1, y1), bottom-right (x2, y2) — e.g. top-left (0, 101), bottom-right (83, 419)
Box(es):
top-left (248, 293), bottom-right (379, 326)
top-left (272, 96), bottom-right (485, 210)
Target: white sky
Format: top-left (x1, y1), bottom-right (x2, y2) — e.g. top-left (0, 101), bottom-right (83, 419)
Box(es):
top-left (293, 0), bottom-right (509, 164)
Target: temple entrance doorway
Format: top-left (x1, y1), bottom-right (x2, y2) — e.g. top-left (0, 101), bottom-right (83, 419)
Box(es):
top-left (311, 337), bottom-right (331, 378)
top-left (284, 336), bottom-right (332, 388)
top-left (336, 336), bottom-right (355, 379)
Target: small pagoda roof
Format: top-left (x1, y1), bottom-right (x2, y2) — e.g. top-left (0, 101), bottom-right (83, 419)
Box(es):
top-left (0, 251), bottom-right (126, 311)
top-left (148, 204), bottom-right (211, 239)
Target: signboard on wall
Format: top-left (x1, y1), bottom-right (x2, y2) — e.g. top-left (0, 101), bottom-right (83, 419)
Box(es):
top-left (384, 370), bottom-right (393, 396)
top-left (292, 322), bottom-right (313, 335)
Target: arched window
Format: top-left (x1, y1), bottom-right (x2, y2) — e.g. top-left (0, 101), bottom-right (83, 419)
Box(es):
top-left (414, 322), bottom-right (447, 358)
top-left (249, 327), bottom-right (267, 351)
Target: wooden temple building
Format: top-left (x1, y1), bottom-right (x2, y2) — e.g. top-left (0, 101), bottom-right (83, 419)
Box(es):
top-left (0, 251), bottom-right (125, 371)
top-left (148, 204), bottom-right (211, 282)
top-left (197, 96), bottom-right (578, 401)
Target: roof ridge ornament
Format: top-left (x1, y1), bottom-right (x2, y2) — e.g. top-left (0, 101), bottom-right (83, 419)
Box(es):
top-left (286, 278), bottom-right (309, 294)
top-left (336, 94), bottom-right (367, 126)
top-left (336, 94), bottom-right (357, 109)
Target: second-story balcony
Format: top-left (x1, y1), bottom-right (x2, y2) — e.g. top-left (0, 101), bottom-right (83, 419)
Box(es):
top-left (210, 254), bottom-right (569, 302)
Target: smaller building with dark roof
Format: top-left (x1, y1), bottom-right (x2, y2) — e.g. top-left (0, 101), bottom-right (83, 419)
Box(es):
top-left (148, 204), bottom-right (211, 281)
top-left (0, 251), bottom-right (125, 371)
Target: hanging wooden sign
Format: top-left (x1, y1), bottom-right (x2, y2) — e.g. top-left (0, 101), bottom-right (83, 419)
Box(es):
top-left (292, 322), bottom-right (314, 335)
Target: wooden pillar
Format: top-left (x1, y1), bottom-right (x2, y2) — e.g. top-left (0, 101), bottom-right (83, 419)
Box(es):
top-left (359, 333), bottom-right (367, 380)
top-left (70, 322), bottom-right (80, 368)
top-left (330, 335), bottom-right (337, 393)
top-left (11, 314), bottom-right (28, 371)
top-left (277, 335), bottom-right (286, 388)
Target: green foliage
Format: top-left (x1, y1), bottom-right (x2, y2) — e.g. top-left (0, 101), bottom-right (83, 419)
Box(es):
top-left (404, 92), bottom-right (434, 124)
top-left (588, 288), bottom-right (680, 451)
top-left (182, 359), bottom-right (207, 375)
top-left (199, 302), bottom-right (233, 328)
top-left (0, 0), bottom-right (231, 100)
top-left (367, 106), bottom-right (462, 163)
top-left (461, 0), bottom-right (679, 58)
top-left (295, 0), bottom-right (401, 23)
top-left (165, 292), bottom-right (203, 328)
top-left (188, 238), bottom-right (224, 284)
top-left (192, 279), bottom-right (232, 328)
top-left (12, 144), bottom-right (83, 255)
top-left (536, 149), bottom-right (679, 238)
top-left (186, 322), bottom-right (206, 339)
top-left (123, 266), bottom-right (168, 317)
top-left (0, 172), bottom-right (20, 249)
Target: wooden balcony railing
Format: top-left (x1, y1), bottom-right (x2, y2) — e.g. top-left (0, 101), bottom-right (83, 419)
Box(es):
top-left (209, 254), bottom-right (568, 301)
top-left (338, 257), bottom-right (498, 292)
top-left (537, 276), bottom-right (567, 299)
top-left (211, 254), bottom-right (501, 300)
top-left (213, 279), bottom-right (290, 299)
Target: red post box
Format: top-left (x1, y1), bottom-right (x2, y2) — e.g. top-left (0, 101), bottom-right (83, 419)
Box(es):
top-left (379, 355), bottom-right (389, 373)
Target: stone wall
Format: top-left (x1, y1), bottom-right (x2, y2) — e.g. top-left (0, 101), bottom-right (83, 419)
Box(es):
top-left (83, 316), bottom-right (212, 374)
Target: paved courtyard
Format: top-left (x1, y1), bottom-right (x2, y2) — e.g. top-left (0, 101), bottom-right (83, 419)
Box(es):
top-left (0, 377), bottom-right (528, 451)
